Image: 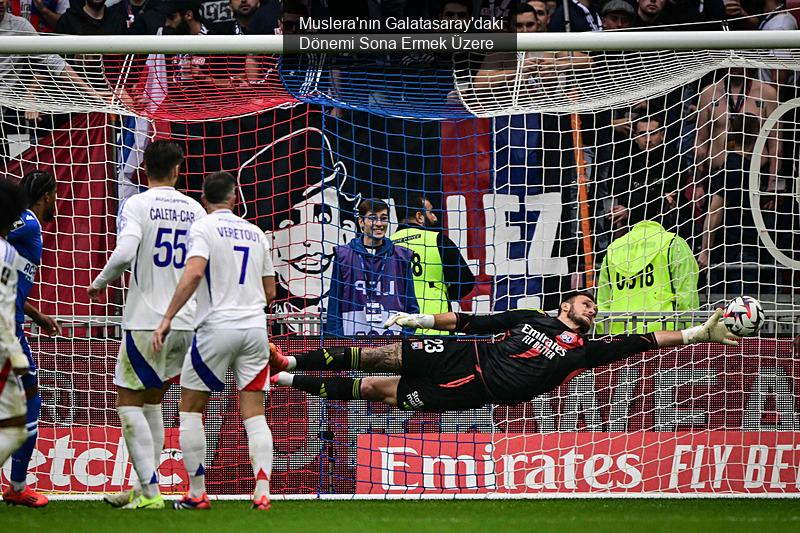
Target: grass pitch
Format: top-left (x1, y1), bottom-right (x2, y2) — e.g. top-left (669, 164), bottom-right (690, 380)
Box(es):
top-left (2, 498), bottom-right (799, 533)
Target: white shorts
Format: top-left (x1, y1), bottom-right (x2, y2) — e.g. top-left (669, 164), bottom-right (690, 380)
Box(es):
top-left (0, 361), bottom-right (26, 421)
top-left (180, 327), bottom-right (269, 393)
top-left (114, 330), bottom-right (192, 391)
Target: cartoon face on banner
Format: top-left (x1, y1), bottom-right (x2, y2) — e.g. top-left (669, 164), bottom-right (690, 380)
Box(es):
top-left (241, 127), bottom-right (359, 331)
top-left (269, 174), bottom-right (358, 306)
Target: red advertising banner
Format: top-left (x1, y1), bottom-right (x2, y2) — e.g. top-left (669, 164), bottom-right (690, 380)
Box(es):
top-left (356, 432), bottom-right (800, 494)
top-left (12, 337), bottom-right (798, 495)
top-left (1, 428), bottom-right (187, 494)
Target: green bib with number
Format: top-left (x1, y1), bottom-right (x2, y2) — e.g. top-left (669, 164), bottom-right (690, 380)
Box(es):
top-left (601, 221), bottom-right (679, 334)
top-left (392, 226), bottom-right (450, 335)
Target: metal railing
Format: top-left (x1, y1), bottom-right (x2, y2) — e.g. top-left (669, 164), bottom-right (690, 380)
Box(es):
top-left (25, 308), bottom-right (800, 339)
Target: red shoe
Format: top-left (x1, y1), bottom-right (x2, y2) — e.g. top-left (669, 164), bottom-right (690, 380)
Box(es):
top-left (251, 495), bottom-right (271, 510)
top-left (269, 371), bottom-right (283, 386)
top-left (172, 492), bottom-right (210, 510)
top-left (3, 485), bottom-right (49, 507)
top-left (269, 343), bottom-right (289, 373)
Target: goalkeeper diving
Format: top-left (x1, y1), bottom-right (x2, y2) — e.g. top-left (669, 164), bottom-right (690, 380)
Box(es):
top-left (269, 292), bottom-right (738, 412)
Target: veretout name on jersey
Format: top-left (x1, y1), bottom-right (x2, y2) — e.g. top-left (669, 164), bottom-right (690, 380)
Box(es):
top-left (216, 226), bottom-right (262, 243)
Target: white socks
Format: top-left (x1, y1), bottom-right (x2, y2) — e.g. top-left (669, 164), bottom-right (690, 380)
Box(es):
top-left (179, 412), bottom-right (207, 498)
top-left (286, 356), bottom-right (297, 370)
top-left (118, 406), bottom-right (159, 498)
top-left (0, 426), bottom-right (26, 468)
top-left (243, 416), bottom-right (273, 499)
top-left (142, 403), bottom-right (164, 483)
top-left (275, 372), bottom-right (294, 386)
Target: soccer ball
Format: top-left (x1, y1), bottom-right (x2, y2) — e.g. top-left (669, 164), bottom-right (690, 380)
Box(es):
top-left (722, 296), bottom-right (765, 337)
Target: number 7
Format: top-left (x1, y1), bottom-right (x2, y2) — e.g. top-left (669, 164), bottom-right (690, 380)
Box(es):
top-left (233, 246), bottom-right (249, 285)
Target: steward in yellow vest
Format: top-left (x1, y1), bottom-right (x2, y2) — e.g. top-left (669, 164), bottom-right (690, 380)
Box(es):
top-left (392, 196), bottom-right (475, 335)
top-left (597, 220), bottom-right (699, 334)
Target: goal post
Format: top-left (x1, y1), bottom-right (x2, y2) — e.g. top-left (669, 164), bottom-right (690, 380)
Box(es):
top-left (0, 31), bottom-right (798, 498)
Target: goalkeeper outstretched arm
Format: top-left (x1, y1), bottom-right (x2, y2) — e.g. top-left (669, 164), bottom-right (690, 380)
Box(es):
top-left (386, 308), bottom-right (738, 348)
top-left (584, 309), bottom-right (738, 369)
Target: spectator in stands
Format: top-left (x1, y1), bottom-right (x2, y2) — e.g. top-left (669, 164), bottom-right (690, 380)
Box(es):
top-left (213, 0), bottom-right (265, 83)
top-left (632, 0), bottom-right (670, 28)
top-left (601, 0), bottom-right (635, 29)
top-left (247, 0), bottom-right (281, 34)
top-left (547, 0), bottom-right (602, 32)
top-left (476, 3), bottom-right (592, 90)
top-left (527, 0), bottom-right (550, 32)
top-left (759, 0), bottom-right (798, 87)
top-left (760, 0), bottom-right (797, 31)
top-left (694, 68), bottom-right (779, 187)
top-left (325, 198), bottom-right (419, 337)
top-left (606, 113), bottom-right (689, 238)
top-left (163, 0), bottom-right (242, 93)
top-left (250, 0), bottom-right (329, 34)
top-left (722, 0), bottom-right (761, 29)
top-left (216, 0), bottom-right (260, 34)
top-left (391, 195), bottom-right (475, 335)
top-left (163, 0), bottom-right (210, 35)
top-left (0, 0), bottom-right (54, 168)
top-left (125, 0), bottom-right (167, 35)
top-left (662, 0), bottom-right (725, 29)
top-left (9, 0), bottom-right (68, 32)
top-left (477, 0), bottom-right (517, 21)
top-left (699, 113), bottom-right (762, 271)
top-left (0, 0), bottom-right (112, 170)
top-left (276, 0), bottom-right (308, 34)
top-left (597, 219), bottom-right (699, 334)
top-left (55, 0), bottom-right (127, 34)
top-left (441, 0), bottom-right (472, 21)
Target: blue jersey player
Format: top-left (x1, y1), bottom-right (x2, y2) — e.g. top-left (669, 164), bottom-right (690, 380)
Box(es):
top-left (3, 170), bottom-right (61, 508)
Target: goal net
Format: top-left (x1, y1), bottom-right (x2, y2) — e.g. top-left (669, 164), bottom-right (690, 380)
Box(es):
top-left (1, 34), bottom-right (798, 497)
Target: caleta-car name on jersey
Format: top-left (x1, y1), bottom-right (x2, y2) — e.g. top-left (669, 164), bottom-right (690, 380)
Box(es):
top-left (519, 323), bottom-right (566, 359)
top-left (216, 225), bottom-right (262, 243)
top-left (149, 207), bottom-right (197, 222)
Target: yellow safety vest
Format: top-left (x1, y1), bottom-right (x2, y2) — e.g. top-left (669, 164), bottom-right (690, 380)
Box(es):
top-left (392, 226), bottom-right (450, 335)
top-left (600, 221), bottom-right (680, 334)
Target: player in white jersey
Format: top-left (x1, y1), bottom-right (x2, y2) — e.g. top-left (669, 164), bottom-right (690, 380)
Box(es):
top-left (0, 181), bottom-right (31, 481)
top-left (87, 141), bottom-right (206, 510)
top-left (153, 171), bottom-right (276, 511)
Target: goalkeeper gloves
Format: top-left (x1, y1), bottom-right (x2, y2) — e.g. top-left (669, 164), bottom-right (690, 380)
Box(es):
top-left (681, 308), bottom-right (740, 346)
top-left (384, 312), bottom-right (435, 329)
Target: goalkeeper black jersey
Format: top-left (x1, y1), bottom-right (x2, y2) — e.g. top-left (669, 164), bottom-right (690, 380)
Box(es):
top-left (454, 310), bottom-right (657, 405)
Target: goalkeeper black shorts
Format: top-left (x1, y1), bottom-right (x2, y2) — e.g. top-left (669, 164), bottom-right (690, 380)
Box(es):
top-left (396, 338), bottom-right (489, 412)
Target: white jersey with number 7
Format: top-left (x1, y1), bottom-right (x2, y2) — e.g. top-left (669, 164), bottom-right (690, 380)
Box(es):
top-left (187, 209), bottom-right (275, 329)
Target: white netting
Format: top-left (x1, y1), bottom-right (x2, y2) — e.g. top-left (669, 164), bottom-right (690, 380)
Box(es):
top-left (457, 49), bottom-right (800, 115)
top-left (0, 33), bottom-right (798, 497)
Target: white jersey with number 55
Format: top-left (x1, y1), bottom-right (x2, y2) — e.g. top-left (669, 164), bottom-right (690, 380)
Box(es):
top-left (118, 187), bottom-right (206, 331)
top-left (187, 209), bottom-right (275, 330)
